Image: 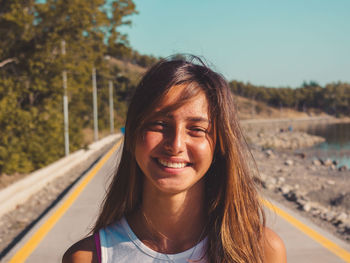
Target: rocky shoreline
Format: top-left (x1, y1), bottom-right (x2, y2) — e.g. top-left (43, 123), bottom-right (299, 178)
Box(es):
top-left (245, 126), bottom-right (350, 243)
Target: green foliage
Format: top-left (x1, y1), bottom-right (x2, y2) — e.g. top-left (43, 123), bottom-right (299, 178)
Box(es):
top-left (229, 80), bottom-right (350, 116)
top-left (0, 0), bottom-right (138, 175)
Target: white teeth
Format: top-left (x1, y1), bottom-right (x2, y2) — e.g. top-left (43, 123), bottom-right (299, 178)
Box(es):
top-left (158, 159), bottom-right (186, 168)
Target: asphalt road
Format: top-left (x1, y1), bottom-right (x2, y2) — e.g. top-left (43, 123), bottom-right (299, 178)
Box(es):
top-left (3, 140), bottom-right (350, 263)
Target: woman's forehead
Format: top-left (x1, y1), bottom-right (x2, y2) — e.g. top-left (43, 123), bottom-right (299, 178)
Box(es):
top-left (152, 84), bottom-right (208, 114)
top-left (164, 83), bottom-right (200, 103)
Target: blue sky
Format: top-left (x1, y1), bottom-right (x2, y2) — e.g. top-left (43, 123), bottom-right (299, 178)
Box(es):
top-left (120, 0), bottom-right (350, 88)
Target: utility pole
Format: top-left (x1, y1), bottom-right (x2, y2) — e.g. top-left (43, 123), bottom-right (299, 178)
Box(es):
top-left (92, 67), bottom-right (98, 141)
top-left (61, 40), bottom-right (69, 156)
top-left (109, 80), bottom-right (114, 134)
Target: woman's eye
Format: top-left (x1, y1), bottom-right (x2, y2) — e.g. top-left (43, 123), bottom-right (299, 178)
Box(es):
top-left (147, 121), bottom-right (167, 131)
top-left (189, 127), bottom-right (207, 136)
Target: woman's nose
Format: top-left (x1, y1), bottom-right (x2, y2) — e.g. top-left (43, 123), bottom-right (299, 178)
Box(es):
top-left (163, 128), bottom-right (185, 154)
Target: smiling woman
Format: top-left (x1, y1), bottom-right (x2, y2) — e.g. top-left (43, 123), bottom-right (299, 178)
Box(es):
top-left (62, 55), bottom-right (286, 263)
top-left (135, 84), bottom-right (214, 195)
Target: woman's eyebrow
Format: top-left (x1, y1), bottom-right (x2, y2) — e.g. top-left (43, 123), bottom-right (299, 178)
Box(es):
top-left (185, 117), bottom-right (210, 123)
top-left (162, 114), bottom-right (209, 123)
top-left (150, 112), bottom-right (210, 124)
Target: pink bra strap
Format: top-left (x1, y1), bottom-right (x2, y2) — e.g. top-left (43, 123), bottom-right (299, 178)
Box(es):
top-left (94, 232), bottom-right (102, 263)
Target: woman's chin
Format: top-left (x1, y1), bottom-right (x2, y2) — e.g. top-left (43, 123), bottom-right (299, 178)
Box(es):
top-left (145, 176), bottom-right (205, 196)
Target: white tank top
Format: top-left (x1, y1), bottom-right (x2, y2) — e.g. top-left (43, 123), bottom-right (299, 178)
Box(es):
top-left (99, 217), bottom-right (208, 263)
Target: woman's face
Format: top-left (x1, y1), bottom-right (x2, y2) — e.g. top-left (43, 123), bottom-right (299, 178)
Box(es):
top-left (135, 85), bottom-right (215, 196)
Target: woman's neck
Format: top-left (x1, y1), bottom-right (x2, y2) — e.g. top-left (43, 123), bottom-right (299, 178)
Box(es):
top-left (127, 183), bottom-right (207, 254)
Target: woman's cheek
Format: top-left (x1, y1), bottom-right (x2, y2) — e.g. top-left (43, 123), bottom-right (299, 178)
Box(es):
top-left (192, 140), bottom-right (214, 163)
top-left (142, 131), bottom-right (164, 150)
top-left (195, 137), bottom-right (214, 152)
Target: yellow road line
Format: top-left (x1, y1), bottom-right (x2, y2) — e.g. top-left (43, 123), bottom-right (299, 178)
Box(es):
top-left (9, 139), bottom-right (123, 263)
top-left (263, 199), bottom-right (350, 262)
top-left (8, 139), bottom-right (350, 262)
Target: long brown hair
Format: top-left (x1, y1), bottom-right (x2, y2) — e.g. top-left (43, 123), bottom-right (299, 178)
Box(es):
top-left (93, 55), bottom-right (266, 262)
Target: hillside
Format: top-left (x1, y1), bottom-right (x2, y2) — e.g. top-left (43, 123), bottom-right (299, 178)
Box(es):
top-left (106, 58), bottom-right (330, 122)
top-left (109, 57), bottom-right (329, 121)
top-left (234, 95), bottom-right (329, 120)
top-left (108, 57), bottom-right (147, 84)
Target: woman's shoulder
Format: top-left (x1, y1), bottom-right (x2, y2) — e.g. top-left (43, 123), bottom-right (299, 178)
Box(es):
top-left (62, 235), bottom-right (98, 263)
top-left (263, 227), bottom-right (287, 263)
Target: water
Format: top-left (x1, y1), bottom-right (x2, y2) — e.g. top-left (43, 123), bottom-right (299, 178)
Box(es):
top-left (299, 122), bottom-right (350, 168)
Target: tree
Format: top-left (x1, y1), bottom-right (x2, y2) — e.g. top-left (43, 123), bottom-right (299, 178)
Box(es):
top-left (0, 0), bottom-right (137, 174)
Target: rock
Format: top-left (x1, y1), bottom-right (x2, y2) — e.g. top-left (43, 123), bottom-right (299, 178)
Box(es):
top-left (299, 200), bottom-right (319, 212)
top-left (312, 159), bottom-right (321, 166)
top-left (323, 159), bottom-right (333, 167)
top-left (311, 209), bottom-right (321, 217)
top-left (322, 211), bottom-right (336, 222)
top-left (284, 159), bottom-right (294, 166)
top-left (320, 210), bottom-right (328, 220)
top-left (265, 177), bottom-right (277, 190)
top-left (254, 173), bottom-right (267, 187)
top-left (259, 173), bottom-right (267, 182)
top-left (280, 185), bottom-right (291, 195)
top-left (277, 177), bottom-right (285, 184)
top-left (302, 202), bottom-right (313, 212)
top-left (338, 222), bottom-right (350, 233)
top-left (337, 219), bottom-right (350, 233)
top-left (333, 212), bottom-right (348, 225)
top-left (295, 152), bottom-right (306, 159)
top-left (284, 190), bottom-right (298, 202)
top-left (250, 131), bottom-right (325, 150)
top-left (265, 149), bottom-right (274, 157)
top-left (338, 165), bottom-right (348, 172)
top-left (330, 192), bottom-right (346, 206)
top-left (327, 180), bottom-right (335, 185)
top-left (296, 197), bottom-right (307, 206)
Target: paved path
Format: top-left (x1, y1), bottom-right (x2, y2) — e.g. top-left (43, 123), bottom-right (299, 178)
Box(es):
top-left (3, 140), bottom-right (350, 262)
top-left (265, 200), bottom-right (350, 262)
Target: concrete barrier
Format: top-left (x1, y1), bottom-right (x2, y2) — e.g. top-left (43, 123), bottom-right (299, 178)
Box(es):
top-left (0, 134), bottom-right (122, 218)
